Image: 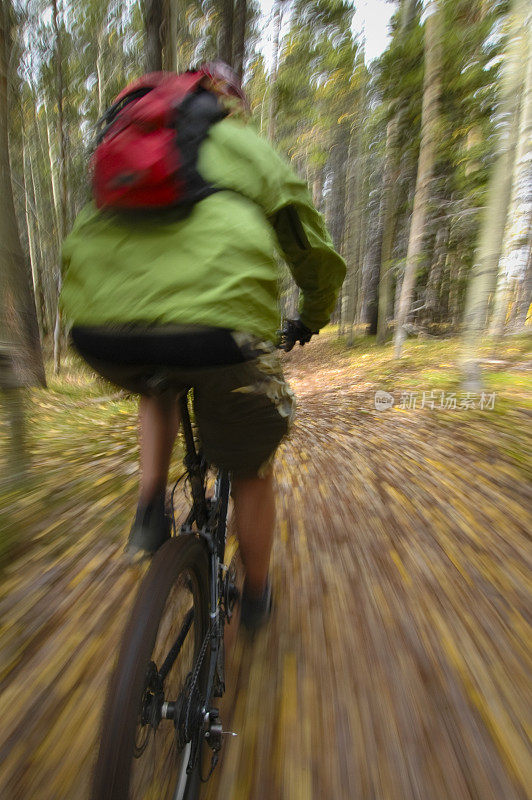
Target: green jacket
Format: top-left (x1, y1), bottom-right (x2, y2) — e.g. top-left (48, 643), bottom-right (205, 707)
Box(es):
top-left (61, 117), bottom-right (346, 342)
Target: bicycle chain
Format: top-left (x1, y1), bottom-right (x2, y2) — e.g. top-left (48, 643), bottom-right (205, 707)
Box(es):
top-left (183, 490), bottom-right (224, 736)
top-left (184, 620), bottom-right (213, 742)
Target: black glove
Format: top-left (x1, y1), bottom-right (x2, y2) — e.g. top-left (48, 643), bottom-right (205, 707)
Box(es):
top-left (278, 318), bottom-right (318, 352)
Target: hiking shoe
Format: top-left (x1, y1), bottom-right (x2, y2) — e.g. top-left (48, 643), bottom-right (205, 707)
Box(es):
top-left (125, 491), bottom-right (171, 561)
top-left (240, 580), bottom-right (272, 631)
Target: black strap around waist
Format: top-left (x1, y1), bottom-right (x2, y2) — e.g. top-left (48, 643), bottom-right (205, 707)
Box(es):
top-left (71, 325), bottom-right (251, 367)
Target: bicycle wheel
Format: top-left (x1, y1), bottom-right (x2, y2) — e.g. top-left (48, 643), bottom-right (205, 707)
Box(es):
top-left (92, 535), bottom-right (210, 800)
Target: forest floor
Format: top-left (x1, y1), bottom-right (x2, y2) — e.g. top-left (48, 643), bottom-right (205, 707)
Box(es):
top-left (0, 330), bottom-right (531, 799)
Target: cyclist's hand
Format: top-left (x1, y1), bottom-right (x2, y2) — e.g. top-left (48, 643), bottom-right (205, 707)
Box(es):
top-left (278, 318), bottom-right (318, 352)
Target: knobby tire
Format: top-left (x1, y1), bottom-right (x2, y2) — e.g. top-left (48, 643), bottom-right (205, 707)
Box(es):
top-left (92, 535), bottom-right (210, 800)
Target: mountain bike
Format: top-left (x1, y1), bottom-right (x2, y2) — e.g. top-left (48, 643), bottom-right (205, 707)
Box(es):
top-left (92, 389), bottom-right (239, 800)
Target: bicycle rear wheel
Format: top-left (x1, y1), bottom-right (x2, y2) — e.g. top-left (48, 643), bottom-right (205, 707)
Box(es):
top-left (92, 536), bottom-right (210, 800)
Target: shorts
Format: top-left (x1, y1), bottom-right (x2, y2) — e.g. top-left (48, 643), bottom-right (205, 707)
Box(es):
top-left (72, 326), bottom-right (295, 478)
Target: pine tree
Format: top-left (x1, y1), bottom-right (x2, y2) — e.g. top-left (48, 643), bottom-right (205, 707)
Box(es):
top-left (461, 0), bottom-right (529, 389)
top-left (394, 0), bottom-right (442, 358)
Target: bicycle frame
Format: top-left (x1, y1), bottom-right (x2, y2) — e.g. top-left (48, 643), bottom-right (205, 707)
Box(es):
top-left (174, 390), bottom-right (233, 772)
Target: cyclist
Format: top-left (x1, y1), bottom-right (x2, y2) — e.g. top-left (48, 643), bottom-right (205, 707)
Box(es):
top-left (61, 62), bottom-right (345, 630)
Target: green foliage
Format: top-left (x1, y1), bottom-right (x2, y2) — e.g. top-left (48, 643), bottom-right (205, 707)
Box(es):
top-left (5, 0), bottom-right (528, 355)
top-left (372, 0), bottom-right (511, 327)
top-left (274, 0), bottom-right (359, 168)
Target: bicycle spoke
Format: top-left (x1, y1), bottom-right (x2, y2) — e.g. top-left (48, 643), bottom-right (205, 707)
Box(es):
top-left (128, 568), bottom-right (200, 799)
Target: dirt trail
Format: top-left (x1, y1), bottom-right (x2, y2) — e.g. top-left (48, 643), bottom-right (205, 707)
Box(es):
top-left (0, 339), bottom-right (530, 799)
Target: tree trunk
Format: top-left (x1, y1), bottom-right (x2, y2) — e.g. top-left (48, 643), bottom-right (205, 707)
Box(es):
top-left (163, 0), bottom-right (178, 72)
top-left (233, 0), bottom-right (247, 80)
top-left (393, 0), bottom-right (442, 358)
top-left (489, 15), bottom-right (531, 338)
top-left (144, 0), bottom-right (164, 72)
top-left (288, 283), bottom-right (299, 317)
top-left (400, 0), bottom-right (418, 33)
top-left (448, 253), bottom-right (463, 329)
top-left (425, 222), bottom-right (448, 325)
top-left (327, 153), bottom-right (345, 328)
top-left (219, 0), bottom-right (234, 65)
top-left (362, 225), bottom-right (382, 336)
top-left (95, 25), bottom-right (105, 119)
top-left (461, 0), bottom-right (528, 388)
top-left (355, 123), bottom-right (370, 329)
top-left (1, 0), bottom-right (45, 481)
top-left (22, 135), bottom-right (44, 340)
top-left (326, 126), bottom-right (349, 254)
top-left (312, 166), bottom-right (324, 213)
top-left (340, 132), bottom-right (358, 340)
top-left (32, 97), bottom-right (56, 336)
top-left (377, 115), bottom-right (400, 343)
top-left (44, 105), bottom-right (62, 236)
top-left (513, 230), bottom-right (532, 329)
top-left (0, 0), bottom-right (45, 386)
top-left (267, 0), bottom-right (283, 142)
top-left (52, 1), bottom-right (68, 240)
top-left (359, 103), bottom-right (383, 337)
top-left (51, 0), bottom-right (68, 375)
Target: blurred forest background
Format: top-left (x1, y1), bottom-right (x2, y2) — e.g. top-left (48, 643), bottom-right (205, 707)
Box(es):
top-left (0, 0), bottom-right (530, 473)
top-left (0, 5), bottom-right (531, 797)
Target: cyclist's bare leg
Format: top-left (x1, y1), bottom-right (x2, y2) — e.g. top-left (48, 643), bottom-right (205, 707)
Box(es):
top-left (137, 397), bottom-right (274, 592)
top-left (138, 393), bottom-right (180, 502)
top-left (231, 472), bottom-right (275, 598)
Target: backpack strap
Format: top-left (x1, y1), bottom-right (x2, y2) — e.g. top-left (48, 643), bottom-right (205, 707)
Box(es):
top-left (95, 88), bottom-right (152, 144)
top-left (176, 89), bottom-right (228, 205)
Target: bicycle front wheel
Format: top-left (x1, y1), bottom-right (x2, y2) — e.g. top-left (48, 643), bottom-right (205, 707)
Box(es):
top-left (92, 536), bottom-right (210, 800)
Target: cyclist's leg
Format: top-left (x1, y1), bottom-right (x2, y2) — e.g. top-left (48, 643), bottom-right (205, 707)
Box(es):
top-left (69, 329), bottom-right (187, 555)
top-left (231, 471), bottom-right (275, 598)
top-left (138, 392), bottom-right (180, 502)
top-left (191, 348), bottom-right (295, 623)
top-left (124, 391), bottom-right (181, 557)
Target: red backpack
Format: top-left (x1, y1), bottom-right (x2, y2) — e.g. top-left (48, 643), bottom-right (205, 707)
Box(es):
top-left (91, 70), bottom-right (226, 212)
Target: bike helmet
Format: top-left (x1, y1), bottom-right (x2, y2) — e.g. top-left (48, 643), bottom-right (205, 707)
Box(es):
top-left (198, 60), bottom-right (249, 113)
